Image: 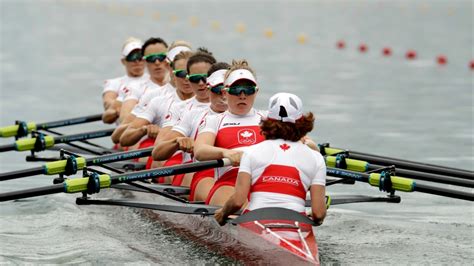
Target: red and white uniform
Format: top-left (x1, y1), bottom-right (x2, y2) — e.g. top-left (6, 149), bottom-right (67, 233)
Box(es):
top-left (136, 91), bottom-right (188, 126)
top-left (239, 139), bottom-right (326, 213)
top-left (131, 83), bottom-right (175, 116)
top-left (162, 97), bottom-right (210, 128)
top-left (122, 79), bottom-right (175, 103)
top-left (198, 109), bottom-right (266, 181)
top-left (102, 74), bottom-right (149, 99)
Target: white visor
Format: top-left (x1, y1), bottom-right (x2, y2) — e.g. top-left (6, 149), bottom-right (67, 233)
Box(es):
top-left (206, 69), bottom-right (227, 87)
top-left (267, 92), bottom-right (304, 123)
top-left (224, 69), bottom-right (257, 87)
top-left (122, 41), bottom-right (143, 58)
top-left (167, 46), bottom-right (192, 62)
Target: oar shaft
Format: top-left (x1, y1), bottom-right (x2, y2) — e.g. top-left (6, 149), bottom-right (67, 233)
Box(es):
top-left (53, 128), bottom-right (113, 144)
top-left (368, 165), bottom-right (474, 188)
top-left (327, 147), bottom-right (473, 179)
top-left (0, 167), bottom-right (44, 181)
top-left (326, 168), bottom-right (474, 201)
top-left (0, 184), bottom-right (64, 202)
top-left (37, 114), bottom-right (102, 129)
top-left (355, 152), bottom-right (472, 179)
top-left (415, 183), bottom-right (474, 201)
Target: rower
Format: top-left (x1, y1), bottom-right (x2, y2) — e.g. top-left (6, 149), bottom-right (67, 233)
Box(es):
top-left (214, 93), bottom-right (327, 225)
top-left (101, 37), bottom-right (147, 124)
top-left (145, 49), bottom-right (217, 173)
top-left (194, 60), bottom-right (266, 206)
top-left (110, 37), bottom-right (174, 144)
top-left (151, 62), bottom-right (230, 190)
top-left (118, 50), bottom-right (195, 149)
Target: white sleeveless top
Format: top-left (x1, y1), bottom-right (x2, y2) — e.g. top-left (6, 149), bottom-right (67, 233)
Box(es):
top-left (239, 139), bottom-right (326, 213)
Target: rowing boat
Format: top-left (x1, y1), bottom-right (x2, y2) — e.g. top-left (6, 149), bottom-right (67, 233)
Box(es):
top-left (85, 175), bottom-right (321, 264)
top-left (0, 121), bottom-right (472, 264)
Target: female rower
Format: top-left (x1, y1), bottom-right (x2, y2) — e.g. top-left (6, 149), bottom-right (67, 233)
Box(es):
top-left (145, 49), bottom-right (217, 173)
top-left (151, 62), bottom-right (229, 189)
top-left (119, 50), bottom-right (195, 148)
top-left (102, 37), bottom-right (147, 124)
top-left (194, 60), bottom-right (266, 206)
top-left (110, 37), bottom-right (174, 144)
top-left (214, 93), bottom-right (327, 226)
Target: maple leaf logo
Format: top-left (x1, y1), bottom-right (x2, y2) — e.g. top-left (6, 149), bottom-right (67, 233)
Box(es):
top-left (240, 130), bottom-right (253, 138)
top-left (280, 143), bottom-right (290, 151)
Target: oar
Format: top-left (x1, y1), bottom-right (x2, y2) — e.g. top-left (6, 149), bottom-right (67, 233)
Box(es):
top-left (0, 148), bottom-right (153, 181)
top-left (325, 155), bottom-right (474, 188)
top-left (0, 159), bottom-right (231, 202)
top-left (0, 113), bottom-right (103, 138)
top-left (0, 128), bottom-right (114, 152)
top-left (320, 144), bottom-right (473, 180)
top-left (326, 167), bottom-right (474, 201)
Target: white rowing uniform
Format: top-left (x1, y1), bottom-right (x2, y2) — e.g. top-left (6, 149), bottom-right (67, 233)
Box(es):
top-left (136, 91), bottom-right (188, 127)
top-left (162, 97), bottom-right (210, 129)
top-left (131, 83), bottom-right (175, 116)
top-left (198, 108), bottom-right (267, 181)
top-left (102, 74), bottom-right (149, 97)
top-left (172, 106), bottom-right (218, 163)
top-left (121, 79), bottom-right (175, 103)
top-left (239, 139), bottom-right (326, 213)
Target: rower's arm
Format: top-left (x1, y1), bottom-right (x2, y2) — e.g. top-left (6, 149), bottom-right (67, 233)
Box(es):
top-left (119, 99), bottom-right (138, 123)
top-left (102, 100), bottom-right (121, 124)
top-left (194, 132), bottom-right (227, 161)
top-left (309, 185), bottom-right (326, 225)
top-left (102, 91), bottom-right (117, 110)
top-left (120, 118), bottom-right (150, 147)
top-left (152, 130), bottom-right (185, 160)
top-left (216, 172), bottom-right (251, 225)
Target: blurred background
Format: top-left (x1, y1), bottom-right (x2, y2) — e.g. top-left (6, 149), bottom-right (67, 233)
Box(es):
top-left (0, 0), bottom-right (472, 264)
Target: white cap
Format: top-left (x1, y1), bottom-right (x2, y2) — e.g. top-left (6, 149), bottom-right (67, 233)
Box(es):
top-left (122, 41), bottom-right (143, 58)
top-left (224, 69), bottom-right (257, 87)
top-left (167, 46), bottom-right (192, 62)
top-left (206, 69), bottom-right (227, 87)
top-left (267, 93), bottom-right (304, 123)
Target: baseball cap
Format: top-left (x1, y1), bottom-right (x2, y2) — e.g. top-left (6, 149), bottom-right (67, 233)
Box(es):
top-left (223, 69), bottom-right (257, 87)
top-left (122, 40), bottom-right (143, 58)
top-left (207, 69), bottom-right (227, 87)
top-left (267, 93), bottom-right (304, 123)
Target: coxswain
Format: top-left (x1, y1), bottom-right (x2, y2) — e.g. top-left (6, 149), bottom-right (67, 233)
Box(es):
top-left (214, 92), bottom-right (327, 226)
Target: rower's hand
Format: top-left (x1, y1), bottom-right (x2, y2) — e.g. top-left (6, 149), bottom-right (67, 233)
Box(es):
top-left (143, 125), bottom-right (160, 139)
top-left (222, 150), bottom-right (243, 166)
top-left (176, 137), bottom-right (193, 153)
top-left (214, 208), bottom-right (227, 226)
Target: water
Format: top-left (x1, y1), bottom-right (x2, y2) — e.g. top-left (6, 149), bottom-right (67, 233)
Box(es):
top-left (1, 0), bottom-right (473, 264)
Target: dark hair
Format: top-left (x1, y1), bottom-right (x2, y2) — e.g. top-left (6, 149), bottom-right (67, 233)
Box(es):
top-left (207, 62), bottom-right (231, 76)
top-left (260, 113), bottom-right (315, 142)
top-left (186, 47), bottom-right (216, 72)
top-left (142, 37), bottom-right (168, 52)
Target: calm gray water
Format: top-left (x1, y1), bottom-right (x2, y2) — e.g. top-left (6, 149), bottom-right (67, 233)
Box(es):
top-left (1, 0), bottom-right (473, 264)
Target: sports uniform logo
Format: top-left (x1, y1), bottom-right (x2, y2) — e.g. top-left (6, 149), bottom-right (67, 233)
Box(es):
top-left (280, 143), bottom-right (290, 151)
top-left (262, 176), bottom-right (299, 186)
top-left (238, 129), bottom-right (257, 145)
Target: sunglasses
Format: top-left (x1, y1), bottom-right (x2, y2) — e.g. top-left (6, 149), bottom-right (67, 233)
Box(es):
top-left (208, 84), bottom-right (224, 95)
top-left (226, 85), bottom-right (257, 96)
top-left (173, 69), bottom-right (187, 79)
top-left (186, 73), bottom-right (207, 84)
top-left (143, 53), bottom-right (167, 63)
top-left (125, 51), bottom-right (143, 62)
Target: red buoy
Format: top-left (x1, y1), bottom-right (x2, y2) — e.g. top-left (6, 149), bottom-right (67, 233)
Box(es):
top-left (382, 47), bottom-right (392, 56)
top-left (336, 40), bottom-right (345, 49)
top-left (436, 55), bottom-right (447, 65)
top-left (406, 50), bottom-right (417, 60)
top-left (359, 43), bottom-right (368, 53)
top-left (470, 60), bottom-right (474, 70)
